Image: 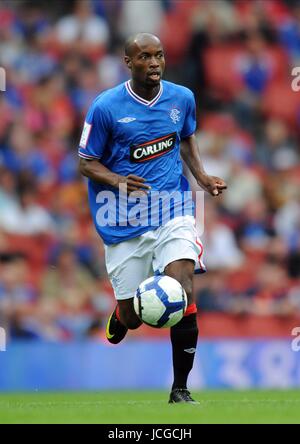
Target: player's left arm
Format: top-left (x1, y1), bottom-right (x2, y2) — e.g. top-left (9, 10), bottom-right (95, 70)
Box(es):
top-left (180, 134), bottom-right (227, 196)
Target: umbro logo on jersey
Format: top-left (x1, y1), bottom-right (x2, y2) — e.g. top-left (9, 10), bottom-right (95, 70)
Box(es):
top-left (117, 117), bottom-right (136, 123)
top-left (184, 348), bottom-right (196, 354)
top-left (130, 133), bottom-right (176, 163)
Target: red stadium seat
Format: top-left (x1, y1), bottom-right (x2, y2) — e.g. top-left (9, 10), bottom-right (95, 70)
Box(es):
top-left (203, 45), bottom-right (245, 100)
top-left (159, 14), bottom-right (192, 65)
top-left (262, 81), bottom-right (300, 127)
top-left (204, 43), bottom-right (288, 102)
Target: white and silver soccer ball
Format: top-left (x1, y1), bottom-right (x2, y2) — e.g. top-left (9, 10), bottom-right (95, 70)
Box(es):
top-left (133, 275), bottom-right (187, 328)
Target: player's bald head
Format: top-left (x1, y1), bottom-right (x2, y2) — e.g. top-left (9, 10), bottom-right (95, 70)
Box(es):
top-left (124, 33), bottom-right (165, 87)
top-left (124, 33), bottom-right (162, 57)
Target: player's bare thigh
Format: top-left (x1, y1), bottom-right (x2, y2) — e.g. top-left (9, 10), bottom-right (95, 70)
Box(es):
top-left (164, 259), bottom-right (195, 305)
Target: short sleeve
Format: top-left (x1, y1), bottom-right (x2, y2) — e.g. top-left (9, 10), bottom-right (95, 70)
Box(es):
top-left (180, 90), bottom-right (196, 139)
top-left (78, 100), bottom-right (111, 160)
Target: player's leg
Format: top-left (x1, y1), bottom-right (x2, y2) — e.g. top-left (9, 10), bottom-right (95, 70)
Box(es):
top-left (105, 234), bottom-right (153, 344)
top-left (164, 259), bottom-right (199, 404)
top-left (117, 298), bottom-right (142, 329)
top-left (106, 304), bottom-right (129, 345)
top-left (153, 215), bottom-right (203, 403)
top-left (106, 297), bottom-right (141, 344)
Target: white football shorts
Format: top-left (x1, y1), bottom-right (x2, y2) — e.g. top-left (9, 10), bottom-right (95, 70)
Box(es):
top-left (104, 215), bottom-right (205, 300)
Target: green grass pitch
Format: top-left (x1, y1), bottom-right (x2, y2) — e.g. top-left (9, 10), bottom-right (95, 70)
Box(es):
top-left (0, 390), bottom-right (300, 424)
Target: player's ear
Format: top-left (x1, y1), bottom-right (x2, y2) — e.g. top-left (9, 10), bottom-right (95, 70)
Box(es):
top-left (124, 56), bottom-right (132, 70)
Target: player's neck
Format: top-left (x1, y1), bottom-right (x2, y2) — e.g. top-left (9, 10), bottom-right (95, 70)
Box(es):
top-left (129, 80), bottom-right (160, 102)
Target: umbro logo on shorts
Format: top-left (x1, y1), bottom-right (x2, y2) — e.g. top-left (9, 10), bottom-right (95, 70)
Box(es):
top-left (130, 133), bottom-right (176, 163)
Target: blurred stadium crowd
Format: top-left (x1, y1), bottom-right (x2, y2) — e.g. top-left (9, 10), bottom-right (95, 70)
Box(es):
top-left (0, 0), bottom-right (299, 340)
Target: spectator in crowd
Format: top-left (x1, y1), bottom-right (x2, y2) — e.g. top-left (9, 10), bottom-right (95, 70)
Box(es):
top-left (202, 201), bottom-right (244, 269)
top-left (119, 0), bottom-right (163, 38)
top-left (0, 253), bottom-right (37, 338)
top-left (0, 167), bottom-right (17, 212)
top-left (256, 118), bottom-right (299, 171)
top-left (279, 1), bottom-right (300, 64)
top-left (222, 160), bottom-right (263, 214)
top-left (1, 123), bottom-right (55, 186)
top-left (41, 245), bottom-right (94, 306)
top-left (40, 245), bottom-right (110, 338)
top-left (55, 0), bottom-right (109, 57)
top-left (237, 198), bottom-right (275, 251)
top-left (0, 185), bottom-right (55, 236)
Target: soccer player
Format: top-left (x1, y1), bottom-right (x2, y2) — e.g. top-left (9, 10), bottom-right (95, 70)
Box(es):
top-left (78, 33), bottom-right (227, 403)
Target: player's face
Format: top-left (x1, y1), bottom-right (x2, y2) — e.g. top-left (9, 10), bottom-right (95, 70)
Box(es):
top-left (126, 42), bottom-right (165, 87)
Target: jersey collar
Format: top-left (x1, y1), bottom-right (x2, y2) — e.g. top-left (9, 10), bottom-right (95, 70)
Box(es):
top-left (125, 80), bottom-right (163, 107)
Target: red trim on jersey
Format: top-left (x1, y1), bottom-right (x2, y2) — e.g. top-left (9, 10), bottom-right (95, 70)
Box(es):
top-left (184, 303), bottom-right (197, 316)
top-left (78, 152), bottom-right (101, 160)
top-left (137, 132), bottom-right (175, 147)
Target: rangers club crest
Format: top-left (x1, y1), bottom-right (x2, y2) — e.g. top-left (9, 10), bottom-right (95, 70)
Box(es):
top-left (170, 108), bottom-right (181, 124)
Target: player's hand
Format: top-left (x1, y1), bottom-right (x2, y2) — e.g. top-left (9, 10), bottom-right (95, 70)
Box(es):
top-left (118, 174), bottom-right (151, 195)
top-left (197, 174), bottom-right (227, 197)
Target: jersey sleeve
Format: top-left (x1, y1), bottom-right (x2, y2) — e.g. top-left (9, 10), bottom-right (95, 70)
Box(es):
top-left (78, 100), bottom-right (111, 160)
top-left (180, 89), bottom-right (196, 139)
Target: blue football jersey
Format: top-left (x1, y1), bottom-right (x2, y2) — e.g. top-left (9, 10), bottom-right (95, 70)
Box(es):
top-left (78, 80), bottom-right (196, 245)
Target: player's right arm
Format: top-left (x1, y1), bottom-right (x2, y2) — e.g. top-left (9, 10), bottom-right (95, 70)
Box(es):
top-left (79, 158), bottom-right (150, 193)
top-left (78, 98), bottom-right (150, 194)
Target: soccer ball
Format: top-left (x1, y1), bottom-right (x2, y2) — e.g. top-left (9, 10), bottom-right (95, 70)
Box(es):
top-left (133, 275), bottom-right (187, 328)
